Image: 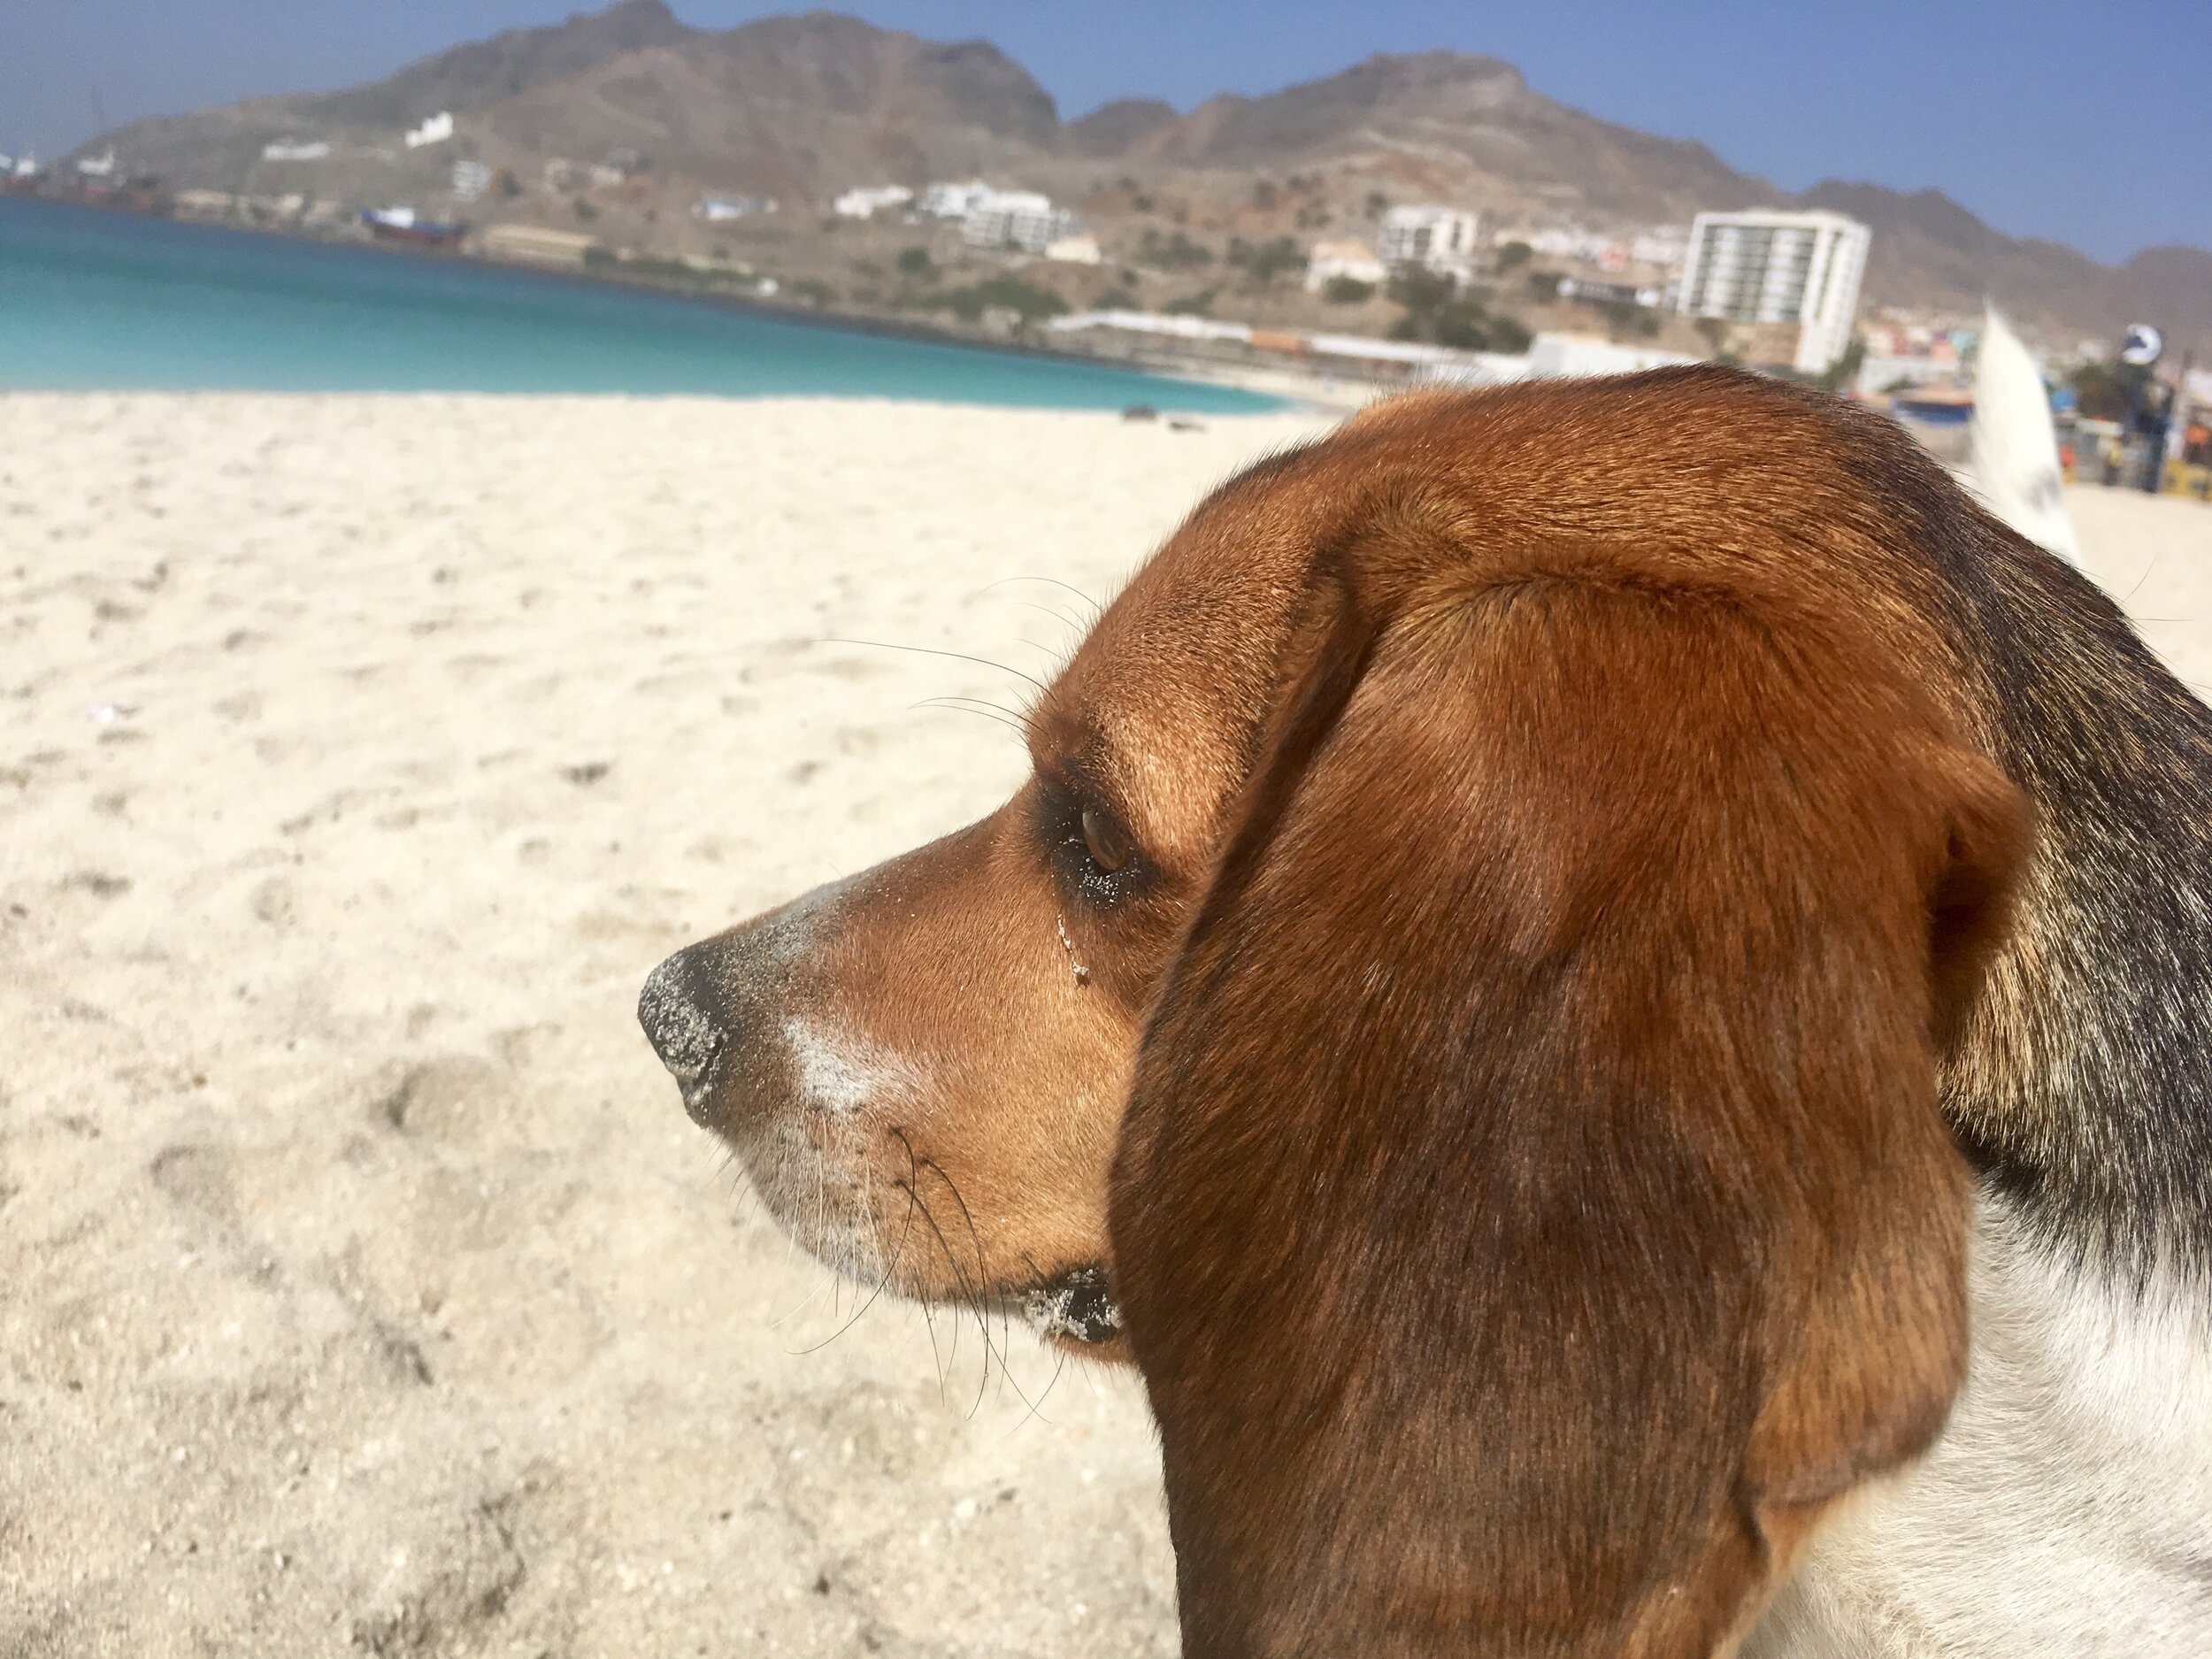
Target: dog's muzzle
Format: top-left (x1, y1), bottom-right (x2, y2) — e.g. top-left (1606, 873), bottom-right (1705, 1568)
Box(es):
top-left (638, 946), bottom-right (730, 1123)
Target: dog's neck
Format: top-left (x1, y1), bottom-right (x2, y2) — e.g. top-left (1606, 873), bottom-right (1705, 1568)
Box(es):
top-left (1940, 526), bottom-right (2212, 1286)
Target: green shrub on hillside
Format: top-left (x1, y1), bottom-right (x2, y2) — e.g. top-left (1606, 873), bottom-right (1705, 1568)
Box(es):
top-left (1387, 265), bottom-right (1530, 354)
top-left (1139, 228), bottom-right (1213, 271)
top-left (1227, 235), bottom-right (1303, 285)
top-left (925, 275), bottom-right (1069, 324)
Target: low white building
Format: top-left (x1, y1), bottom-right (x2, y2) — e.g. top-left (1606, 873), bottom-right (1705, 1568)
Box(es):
top-left (833, 184), bottom-right (913, 219)
top-left (1046, 311), bottom-right (1255, 346)
top-left (477, 223), bottom-right (602, 267)
top-left (1304, 240), bottom-right (1387, 293)
top-left (1378, 206), bottom-right (1480, 280)
top-left (262, 139), bottom-right (331, 163)
top-left (1630, 227), bottom-right (1689, 270)
top-left (1677, 208), bottom-right (1870, 374)
top-left (173, 189), bottom-right (237, 218)
top-left (1523, 227), bottom-right (1585, 260)
top-left (1555, 276), bottom-right (1666, 309)
top-left (695, 195), bottom-right (776, 220)
top-left (1045, 232), bottom-right (1102, 265)
top-left (920, 180), bottom-right (995, 219)
top-left (403, 112), bottom-right (455, 150)
top-left (962, 190), bottom-right (1077, 254)
top-left (451, 160), bottom-right (493, 201)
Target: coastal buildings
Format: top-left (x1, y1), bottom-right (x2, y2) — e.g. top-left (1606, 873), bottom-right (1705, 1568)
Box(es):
top-left (477, 223), bottom-right (601, 266)
top-left (1522, 226), bottom-right (1689, 274)
top-left (1378, 206), bottom-right (1480, 280)
top-left (1630, 227), bottom-right (1689, 271)
top-left (1046, 308), bottom-right (1694, 388)
top-left (262, 140), bottom-right (332, 163)
top-left (910, 178), bottom-right (1080, 253)
top-left (919, 180), bottom-right (994, 219)
top-left (695, 195), bottom-right (776, 220)
top-left (959, 189), bottom-right (1078, 255)
top-left (1304, 240), bottom-right (1387, 293)
top-left (1676, 208), bottom-right (1870, 374)
top-left (1555, 276), bottom-right (1665, 310)
top-left (834, 185), bottom-right (912, 219)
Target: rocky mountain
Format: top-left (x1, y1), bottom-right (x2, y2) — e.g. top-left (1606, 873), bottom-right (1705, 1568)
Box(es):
top-left (475, 12), bottom-right (1059, 202)
top-left (73, 2), bottom-right (2210, 357)
top-left (1102, 52), bottom-right (1764, 226)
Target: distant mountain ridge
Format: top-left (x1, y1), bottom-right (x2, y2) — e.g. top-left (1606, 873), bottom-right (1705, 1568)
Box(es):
top-left (76, 2), bottom-right (2212, 357)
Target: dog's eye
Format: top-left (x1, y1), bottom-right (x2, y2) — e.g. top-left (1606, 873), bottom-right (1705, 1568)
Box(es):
top-left (1080, 805), bottom-right (1133, 875)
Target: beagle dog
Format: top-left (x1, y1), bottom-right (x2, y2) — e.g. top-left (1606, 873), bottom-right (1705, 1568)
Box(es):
top-left (641, 367), bottom-right (2212, 1656)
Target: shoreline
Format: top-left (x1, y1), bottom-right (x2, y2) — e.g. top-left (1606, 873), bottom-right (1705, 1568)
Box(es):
top-left (4, 191), bottom-right (1353, 412)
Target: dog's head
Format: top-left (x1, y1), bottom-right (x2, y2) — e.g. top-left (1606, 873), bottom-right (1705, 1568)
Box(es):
top-left (643, 368), bottom-right (2035, 1647)
top-left (640, 373), bottom-right (2018, 1360)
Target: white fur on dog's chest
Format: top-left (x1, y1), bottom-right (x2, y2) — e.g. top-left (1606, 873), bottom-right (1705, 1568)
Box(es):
top-left (1749, 1195), bottom-right (2212, 1656)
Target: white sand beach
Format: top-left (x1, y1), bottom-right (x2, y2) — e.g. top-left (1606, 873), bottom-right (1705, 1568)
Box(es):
top-left (3, 391), bottom-right (2208, 1656)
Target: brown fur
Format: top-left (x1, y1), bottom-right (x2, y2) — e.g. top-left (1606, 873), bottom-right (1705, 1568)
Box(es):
top-left (1111, 501), bottom-right (2026, 1657)
top-left (642, 367), bottom-right (2048, 1651)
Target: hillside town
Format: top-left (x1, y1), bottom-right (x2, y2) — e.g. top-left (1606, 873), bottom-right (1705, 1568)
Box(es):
top-left (8, 10), bottom-right (2206, 496)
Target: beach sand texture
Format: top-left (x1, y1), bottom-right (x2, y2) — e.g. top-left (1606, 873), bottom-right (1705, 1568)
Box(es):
top-left (4, 391), bottom-right (2208, 1656)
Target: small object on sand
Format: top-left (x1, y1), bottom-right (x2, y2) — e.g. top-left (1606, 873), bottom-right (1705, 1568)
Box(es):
top-left (1168, 418), bottom-right (1204, 434)
top-left (1120, 404), bottom-right (1158, 423)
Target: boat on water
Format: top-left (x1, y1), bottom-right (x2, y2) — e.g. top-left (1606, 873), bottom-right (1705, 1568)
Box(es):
top-left (359, 206), bottom-right (466, 249)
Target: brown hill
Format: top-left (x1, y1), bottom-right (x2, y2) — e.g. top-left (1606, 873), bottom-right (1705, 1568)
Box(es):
top-left (477, 12), bottom-right (1058, 201)
top-left (75, 3), bottom-right (2210, 358)
top-left (1111, 51), bottom-right (1764, 226)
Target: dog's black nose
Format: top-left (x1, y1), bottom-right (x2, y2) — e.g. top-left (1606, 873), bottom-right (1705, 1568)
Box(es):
top-left (639, 946), bottom-right (729, 1124)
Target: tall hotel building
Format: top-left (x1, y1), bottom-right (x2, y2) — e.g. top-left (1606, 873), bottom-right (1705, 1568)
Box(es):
top-left (1677, 210), bottom-right (1871, 374)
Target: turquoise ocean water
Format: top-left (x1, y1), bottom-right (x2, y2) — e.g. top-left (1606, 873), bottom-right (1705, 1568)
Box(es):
top-left (0, 196), bottom-right (1277, 411)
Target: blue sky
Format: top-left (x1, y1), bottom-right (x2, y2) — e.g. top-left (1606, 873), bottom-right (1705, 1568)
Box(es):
top-left (7, 1), bottom-right (2205, 265)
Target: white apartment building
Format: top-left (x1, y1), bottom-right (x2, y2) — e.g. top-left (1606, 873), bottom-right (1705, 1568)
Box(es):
top-left (1378, 206), bottom-right (1481, 280)
top-left (961, 190), bottom-right (1077, 255)
top-left (1677, 209), bottom-right (1870, 374)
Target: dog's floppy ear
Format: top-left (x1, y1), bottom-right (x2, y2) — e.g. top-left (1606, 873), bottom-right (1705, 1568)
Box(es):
top-left (1109, 552), bottom-right (2029, 1659)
